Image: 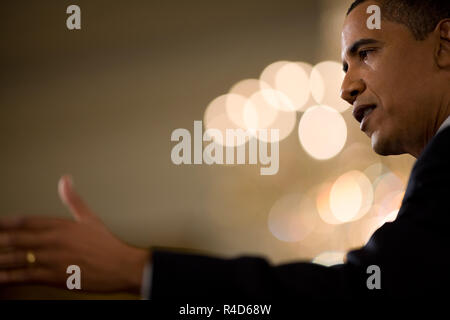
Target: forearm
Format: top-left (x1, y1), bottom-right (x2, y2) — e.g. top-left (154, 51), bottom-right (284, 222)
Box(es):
top-left (148, 250), bottom-right (361, 299)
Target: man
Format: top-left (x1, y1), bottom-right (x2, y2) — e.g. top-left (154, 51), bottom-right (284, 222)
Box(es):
top-left (0, 0), bottom-right (449, 298)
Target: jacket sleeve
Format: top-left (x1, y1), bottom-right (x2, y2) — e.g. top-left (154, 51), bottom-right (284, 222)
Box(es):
top-left (149, 128), bottom-right (450, 299)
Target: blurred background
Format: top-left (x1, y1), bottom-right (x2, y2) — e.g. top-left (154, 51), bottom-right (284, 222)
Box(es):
top-left (0, 0), bottom-right (414, 299)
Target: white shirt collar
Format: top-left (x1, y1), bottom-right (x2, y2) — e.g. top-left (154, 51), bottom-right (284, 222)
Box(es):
top-left (437, 115), bottom-right (450, 135)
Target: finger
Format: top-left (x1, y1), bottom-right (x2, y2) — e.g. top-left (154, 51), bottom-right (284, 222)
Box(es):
top-left (0, 216), bottom-right (24, 229)
top-left (0, 250), bottom-right (53, 268)
top-left (0, 231), bottom-right (53, 249)
top-left (0, 215), bottom-right (69, 231)
top-left (58, 175), bottom-right (97, 222)
top-left (0, 250), bottom-right (27, 268)
top-left (0, 267), bottom-right (53, 284)
top-left (0, 250), bottom-right (30, 268)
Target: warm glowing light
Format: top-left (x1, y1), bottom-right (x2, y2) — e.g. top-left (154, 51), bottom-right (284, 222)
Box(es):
top-left (363, 163), bottom-right (385, 183)
top-left (229, 78), bottom-right (264, 98)
top-left (293, 62), bottom-right (317, 112)
top-left (336, 143), bottom-right (380, 172)
top-left (268, 193), bottom-right (317, 242)
top-left (312, 251), bottom-right (346, 266)
top-left (260, 61), bottom-right (290, 90)
top-left (310, 61), bottom-right (350, 112)
top-left (346, 211), bottom-right (384, 247)
top-left (330, 171), bottom-right (363, 223)
top-left (273, 62), bottom-right (312, 111)
top-left (257, 109), bottom-right (297, 143)
top-left (298, 105), bottom-right (347, 160)
top-left (204, 94), bottom-right (249, 147)
top-left (224, 93), bottom-right (250, 129)
top-left (362, 217), bottom-right (384, 245)
top-left (204, 113), bottom-right (248, 147)
top-left (227, 80), bottom-right (268, 128)
top-left (377, 190), bottom-right (404, 220)
top-left (259, 61), bottom-right (296, 111)
top-left (351, 171), bottom-right (374, 221)
top-left (316, 182), bottom-right (342, 225)
top-left (259, 61), bottom-right (314, 112)
top-left (382, 210), bottom-right (399, 224)
top-left (373, 172), bottom-right (405, 204)
top-left (204, 95), bottom-right (227, 128)
top-left (244, 90), bottom-right (280, 130)
top-left (316, 171), bottom-right (373, 225)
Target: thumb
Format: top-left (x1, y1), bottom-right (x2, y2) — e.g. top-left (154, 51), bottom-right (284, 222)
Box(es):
top-left (58, 175), bottom-right (97, 222)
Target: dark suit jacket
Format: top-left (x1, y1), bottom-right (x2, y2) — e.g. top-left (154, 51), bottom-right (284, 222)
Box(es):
top-left (149, 126), bottom-right (450, 299)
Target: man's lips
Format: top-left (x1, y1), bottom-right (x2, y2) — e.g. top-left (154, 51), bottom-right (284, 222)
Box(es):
top-left (352, 104), bottom-right (377, 128)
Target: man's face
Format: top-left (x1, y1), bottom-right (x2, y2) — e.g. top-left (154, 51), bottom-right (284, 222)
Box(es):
top-left (341, 1), bottom-right (438, 156)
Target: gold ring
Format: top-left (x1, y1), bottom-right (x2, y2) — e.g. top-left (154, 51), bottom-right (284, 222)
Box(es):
top-left (26, 251), bottom-right (36, 265)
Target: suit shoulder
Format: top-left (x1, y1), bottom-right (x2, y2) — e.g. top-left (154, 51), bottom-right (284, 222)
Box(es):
top-left (421, 126), bottom-right (450, 161)
top-left (402, 126), bottom-right (450, 209)
top-left (412, 126), bottom-right (450, 177)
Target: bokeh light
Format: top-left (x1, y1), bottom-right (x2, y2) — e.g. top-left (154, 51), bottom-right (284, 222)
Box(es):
top-left (202, 59), bottom-right (412, 263)
top-left (298, 105), bottom-right (347, 160)
top-left (204, 94), bottom-right (249, 147)
top-left (273, 62), bottom-right (312, 111)
top-left (312, 251), bottom-right (346, 266)
top-left (268, 193), bottom-right (317, 242)
top-left (373, 172), bottom-right (405, 204)
top-left (346, 209), bottom-right (384, 247)
top-left (329, 171), bottom-right (362, 223)
top-left (229, 78), bottom-right (264, 98)
top-left (260, 61), bottom-right (295, 111)
top-left (292, 62), bottom-right (317, 112)
top-left (331, 171), bottom-right (372, 223)
top-left (310, 61), bottom-right (350, 112)
top-left (316, 182), bottom-right (342, 225)
top-left (377, 190), bottom-right (404, 221)
top-left (224, 93), bottom-right (251, 129)
top-left (382, 210), bottom-right (399, 225)
top-left (363, 162), bottom-right (385, 183)
top-left (336, 143), bottom-right (381, 173)
top-left (317, 171), bottom-right (373, 225)
top-left (260, 61), bottom-right (290, 92)
top-left (257, 109), bottom-right (297, 143)
top-left (244, 90), bottom-right (280, 130)
top-left (350, 170), bottom-right (374, 221)
top-left (227, 79), bottom-right (267, 129)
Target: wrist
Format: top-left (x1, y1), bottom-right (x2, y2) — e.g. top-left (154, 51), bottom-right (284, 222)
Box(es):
top-left (126, 247), bottom-right (151, 295)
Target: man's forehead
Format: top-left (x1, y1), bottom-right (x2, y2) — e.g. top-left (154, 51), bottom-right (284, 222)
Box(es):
top-left (341, 2), bottom-right (385, 58)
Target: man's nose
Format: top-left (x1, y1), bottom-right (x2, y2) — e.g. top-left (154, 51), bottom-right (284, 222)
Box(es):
top-left (340, 77), bottom-right (366, 105)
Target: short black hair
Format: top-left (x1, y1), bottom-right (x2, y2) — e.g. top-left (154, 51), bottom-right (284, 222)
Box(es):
top-left (347, 0), bottom-right (450, 40)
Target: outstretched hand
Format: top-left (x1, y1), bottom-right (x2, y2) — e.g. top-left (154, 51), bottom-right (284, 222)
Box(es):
top-left (0, 175), bottom-right (150, 295)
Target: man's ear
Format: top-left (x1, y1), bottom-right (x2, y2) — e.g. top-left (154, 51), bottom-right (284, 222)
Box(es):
top-left (435, 19), bottom-right (450, 68)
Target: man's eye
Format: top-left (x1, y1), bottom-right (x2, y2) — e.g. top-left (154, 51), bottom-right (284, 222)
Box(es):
top-left (359, 49), bottom-right (373, 60)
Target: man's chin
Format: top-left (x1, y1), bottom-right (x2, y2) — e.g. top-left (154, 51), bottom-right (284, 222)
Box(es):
top-left (371, 132), bottom-right (404, 156)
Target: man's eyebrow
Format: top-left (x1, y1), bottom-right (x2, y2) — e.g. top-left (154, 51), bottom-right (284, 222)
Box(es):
top-left (342, 38), bottom-right (382, 72)
top-left (347, 38), bottom-right (381, 55)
